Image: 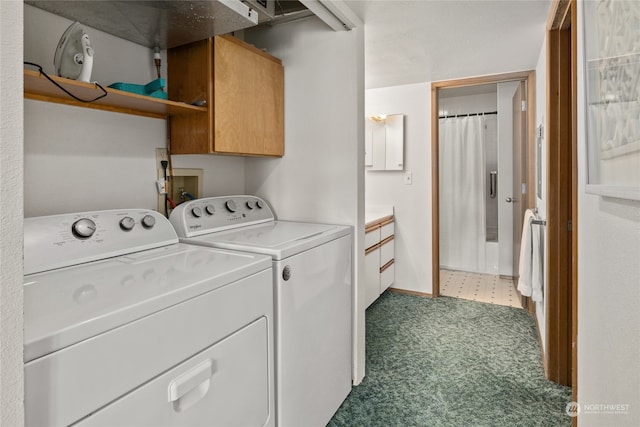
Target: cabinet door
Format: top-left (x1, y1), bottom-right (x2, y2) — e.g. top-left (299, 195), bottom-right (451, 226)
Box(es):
top-left (213, 36), bottom-right (284, 156)
top-left (365, 247), bottom-right (381, 308)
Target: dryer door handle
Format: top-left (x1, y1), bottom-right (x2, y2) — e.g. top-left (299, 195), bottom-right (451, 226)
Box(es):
top-left (168, 359), bottom-right (214, 412)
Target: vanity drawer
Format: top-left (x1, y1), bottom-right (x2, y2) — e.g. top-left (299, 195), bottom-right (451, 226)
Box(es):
top-left (380, 260), bottom-right (395, 291)
top-left (365, 227), bottom-right (381, 249)
top-left (380, 237), bottom-right (394, 266)
top-left (380, 221), bottom-right (394, 240)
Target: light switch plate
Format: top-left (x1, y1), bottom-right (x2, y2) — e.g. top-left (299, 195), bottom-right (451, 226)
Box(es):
top-left (404, 171), bottom-right (412, 185)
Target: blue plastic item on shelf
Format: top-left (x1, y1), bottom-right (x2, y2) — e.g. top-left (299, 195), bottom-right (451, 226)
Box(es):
top-left (108, 78), bottom-right (168, 100)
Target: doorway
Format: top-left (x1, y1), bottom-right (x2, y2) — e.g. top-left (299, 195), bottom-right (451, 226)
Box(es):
top-left (431, 71), bottom-right (536, 302)
top-left (437, 82), bottom-right (524, 308)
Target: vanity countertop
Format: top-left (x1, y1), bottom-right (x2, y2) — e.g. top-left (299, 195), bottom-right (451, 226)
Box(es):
top-left (365, 205), bottom-right (394, 228)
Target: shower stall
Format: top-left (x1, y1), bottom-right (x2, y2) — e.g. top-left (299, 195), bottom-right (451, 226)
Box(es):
top-left (438, 85), bottom-right (503, 276)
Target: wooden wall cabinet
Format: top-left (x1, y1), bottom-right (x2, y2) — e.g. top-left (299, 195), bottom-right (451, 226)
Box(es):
top-left (168, 35), bottom-right (284, 156)
top-left (364, 216), bottom-right (395, 308)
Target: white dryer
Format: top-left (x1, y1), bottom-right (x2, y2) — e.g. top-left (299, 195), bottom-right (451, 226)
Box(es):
top-left (23, 209), bottom-right (274, 427)
top-left (170, 195), bottom-right (353, 427)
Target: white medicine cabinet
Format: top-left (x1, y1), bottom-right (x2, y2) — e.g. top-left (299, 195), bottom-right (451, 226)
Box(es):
top-left (365, 114), bottom-right (405, 171)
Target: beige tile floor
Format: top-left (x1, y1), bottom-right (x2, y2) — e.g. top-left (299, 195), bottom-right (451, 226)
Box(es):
top-left (440, 269), bottom-right (523, 308)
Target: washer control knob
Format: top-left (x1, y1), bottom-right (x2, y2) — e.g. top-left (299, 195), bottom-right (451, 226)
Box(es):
top-left (191, 207), bottom-right (203, 218)
top-left (141, 214), bottom-right (156, 229)
top-left (205, 204), bottom-right (216, 215)
top-left (246, 200), bottom-right (255, 210)
top-left (119, 216), bottom-right (135, 231)
top-left (72, 218), bottom-right (96, 239)
top-left (256, 200), bottom-right (264, 209)
top-left (225, 200), bottom-right (237, 213)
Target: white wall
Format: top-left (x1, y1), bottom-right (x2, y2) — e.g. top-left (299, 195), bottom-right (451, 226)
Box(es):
top-left (577, 3), bottom-right (640, 425)
top-left (244, 18), bottom-right (362, 225)
top-left (23, 101), bottom-right (245, 216)
top-left (365, 83), bottom-right (432, 294)
top-left (0, 0), bottom-right (24, 424)
top-left (364, 83), bottom-right (524, 293)
top-left (244, 16), bottom-right (366, 383)
top-left (23, 5), bottom-right (245, 217)
top-left (439, 92), bottom-right (496, 116)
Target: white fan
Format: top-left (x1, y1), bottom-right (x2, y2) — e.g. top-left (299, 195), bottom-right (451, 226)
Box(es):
top-left (54, 21), bottom-right (94, 82)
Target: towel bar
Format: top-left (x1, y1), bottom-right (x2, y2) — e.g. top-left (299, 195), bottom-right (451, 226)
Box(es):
top-left (531, 219), bottom-right (546, 226)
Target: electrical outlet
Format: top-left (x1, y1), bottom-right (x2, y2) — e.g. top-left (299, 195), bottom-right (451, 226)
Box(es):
top-left (155, 148), bottom-right (169, 172)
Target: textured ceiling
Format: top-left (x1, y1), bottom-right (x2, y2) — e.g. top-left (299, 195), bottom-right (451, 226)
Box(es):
top-left (344, 0), bottom-right (552, 89)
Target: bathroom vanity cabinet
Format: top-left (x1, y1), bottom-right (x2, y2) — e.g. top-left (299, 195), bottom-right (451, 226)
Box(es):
top-left (168, 35), bottom-right (284, 157)
top-left (364, 215), bottom-right (395, 307)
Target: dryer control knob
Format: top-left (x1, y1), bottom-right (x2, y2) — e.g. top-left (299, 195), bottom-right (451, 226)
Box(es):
top-left (191, 207), bottom-right (203, 218)
top-left (119, 216), bottom-right (135, 231)
top-left (72, 218), bottom-right (96, 239)
top-left (225, 200), bottom-right (237, 213)
top-left (246, 200), bottom-right (255, 210)
top-left (141, 214), bottom-right (156, 229)
top-left (256, 200), bottom-right (264, 209)
top-left (205, 204), bottom-right (216, 215)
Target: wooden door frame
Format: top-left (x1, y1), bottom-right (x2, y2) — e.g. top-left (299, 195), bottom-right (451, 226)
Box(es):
top-left (547, 0), bottom-right (577, 398)
top-left (431, 70), bottom-right (536, 298)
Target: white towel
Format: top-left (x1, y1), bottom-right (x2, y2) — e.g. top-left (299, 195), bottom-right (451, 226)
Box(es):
top-left (531, 219), bottom-right (543, 303)
top-left (517, 209), bottom-right (536, 297)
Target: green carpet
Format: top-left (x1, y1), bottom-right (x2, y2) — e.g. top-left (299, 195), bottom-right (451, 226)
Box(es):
top-left (328, 291), bottom-right (572, 427)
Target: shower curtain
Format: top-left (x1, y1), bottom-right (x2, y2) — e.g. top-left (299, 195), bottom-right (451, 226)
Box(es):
top-left (439, 115), bottom-right (487, 273)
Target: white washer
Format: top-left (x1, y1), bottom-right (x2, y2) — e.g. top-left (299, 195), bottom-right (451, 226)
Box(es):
top-left (23, 209), bottom-right (274, 427)
top-left (170, 195), bottom-right (353, 427)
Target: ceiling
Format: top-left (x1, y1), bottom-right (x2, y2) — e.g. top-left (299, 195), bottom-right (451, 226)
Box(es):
top-left (344, 0), bottom-right (552, 89)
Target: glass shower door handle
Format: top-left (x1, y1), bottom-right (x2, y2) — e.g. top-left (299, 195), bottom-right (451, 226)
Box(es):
top-left (489, 171), bottom-right (497, 198)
